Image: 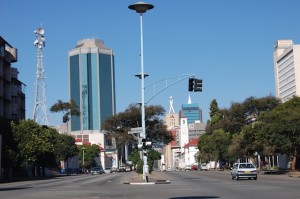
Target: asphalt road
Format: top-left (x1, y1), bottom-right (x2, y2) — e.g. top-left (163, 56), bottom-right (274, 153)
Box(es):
top-left (0, 170), bottom-right (299, 199)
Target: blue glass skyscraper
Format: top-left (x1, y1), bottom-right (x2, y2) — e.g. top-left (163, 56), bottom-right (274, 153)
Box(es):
top-left (68, 39), bottom-right (115, 132)
top-left (179, 103), bottom-right (202, 124)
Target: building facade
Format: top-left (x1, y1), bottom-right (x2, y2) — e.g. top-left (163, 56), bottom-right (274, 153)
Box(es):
top-left (0, 36), bottom-right (26, 180)
top-left (68, 38), bottom-right (116, 131)
top-left (0, 36), bottom-right (26, 121)
top-left (179, 101), bottom-right (202, 123)
top-left (68, 38), bottom-right (117, 169)
top-left (273, 40), bottom-right (300, 102)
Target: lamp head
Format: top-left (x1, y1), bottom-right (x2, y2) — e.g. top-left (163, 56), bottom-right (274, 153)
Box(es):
top-left (129, 2), bottom-right (154, 13)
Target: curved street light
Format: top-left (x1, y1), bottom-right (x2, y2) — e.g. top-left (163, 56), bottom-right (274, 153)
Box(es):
top-left (129, 1), bottom-right (154, 183)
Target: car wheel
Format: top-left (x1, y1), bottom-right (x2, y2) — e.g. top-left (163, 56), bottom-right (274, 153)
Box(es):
top-left (231, 175), bottom-right (235, 180)
top-left (254, 176), bottom-right (257, 180)
top-left (236, 176), bottom-right (239, 180)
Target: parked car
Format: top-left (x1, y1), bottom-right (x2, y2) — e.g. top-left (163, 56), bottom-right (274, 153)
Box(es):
top-left (118, 165), bottom-right (126, 172)
top-left (104, 168), bottom-right (111, 174)
top-left (91, 167), bottom-right (103, 175)
top-left (184, 165), bottom-right (192, 171)
top-left (200, 163), bottom-right (208, 171)
top-left (125, 166), bottom-right (131, 172)
top-left (191, 165), bottom-right (198, 170)
top-left (231, 163), bottom-right (257, 180)
top-left (110, 166), bottom-right (117, 173)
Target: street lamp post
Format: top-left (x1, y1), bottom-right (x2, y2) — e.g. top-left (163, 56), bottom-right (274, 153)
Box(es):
top-left (82, 147), bottom-right (85, 169)
top-left (129, 1), bottom-right (154, 182)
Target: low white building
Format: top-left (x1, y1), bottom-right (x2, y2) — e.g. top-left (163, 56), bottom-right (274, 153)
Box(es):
top-left (182, 139), bottom-right (198, 166)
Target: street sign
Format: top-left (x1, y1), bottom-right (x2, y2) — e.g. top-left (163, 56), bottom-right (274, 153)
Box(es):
top-left (128, 127), bottom-right (142, 134)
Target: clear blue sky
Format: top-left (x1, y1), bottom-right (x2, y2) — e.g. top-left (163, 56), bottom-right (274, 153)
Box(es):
top-left (2, 0), bottom-right (300, 126)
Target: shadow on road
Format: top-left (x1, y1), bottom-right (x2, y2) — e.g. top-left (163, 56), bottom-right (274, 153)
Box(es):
top-left (170, 196), bottom-right (219, 199)
top-left (0, 187), bottom-right (32, 191)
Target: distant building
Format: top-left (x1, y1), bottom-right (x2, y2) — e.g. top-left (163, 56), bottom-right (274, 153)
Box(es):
top-left (0, 36), bottom-right (26, 121)
top-left (68, 38), bottom-right (117, 169)
top-left (164, 96), bottom-right (179, 170)
top-left (273, 40), bottom-right (300, 102)
top-left (179, 96), bottom-right (202, 123)
top-left (182, 139), bottom-right (198, 166)
top-left (188, 122), bottom-right (206, 140)
top-left (163, 95), bottom-right (207, 170)
top-left (170, 127), bottom-right (181, 170)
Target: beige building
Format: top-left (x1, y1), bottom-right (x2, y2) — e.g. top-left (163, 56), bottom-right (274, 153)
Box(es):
top-left (164, 112), bottom-right (179, 170)
top-left (273, 40), bottom-right (300, 102)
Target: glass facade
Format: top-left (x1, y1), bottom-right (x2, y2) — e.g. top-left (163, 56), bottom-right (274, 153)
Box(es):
top-left (69, 39), bottom-right (115, 132)
top-left (70, 55), bottom-right (81, 131)
top-left (179, 103), bottom-right (202, 124)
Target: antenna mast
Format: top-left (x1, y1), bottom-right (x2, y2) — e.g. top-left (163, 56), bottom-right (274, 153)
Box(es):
top-left (32, 27), bottom-right (49, 125)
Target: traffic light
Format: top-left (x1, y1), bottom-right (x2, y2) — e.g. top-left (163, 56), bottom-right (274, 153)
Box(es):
top-left (188, 78), bottom-right (195, 91)
top-left (138, 138), bottom-right (152, 150)
top-left (142, 138), bottom-right (146, 149)
top-left (194, 79), bottom-right (202, 92)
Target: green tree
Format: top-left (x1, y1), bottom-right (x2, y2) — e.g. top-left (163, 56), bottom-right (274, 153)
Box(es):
top-left (147, 149), bottom-right (161, 173)
top-left (197, 133), bottom-right (215, 163)
top-left (53, 132), bottom-right (78, 174)
top-left (103, 104), bottom-right (173, 148)
top-left (0, 119), bottom-right (20, 179)
top-left (197, 130), bottom-right (230, 167)
top-left (208, 99), bottom-right (222, 126)
top-left (205, 96), bottom-right (279, 163)
top-left (207, 96), bottom-right (279, 135)
top-left (257, 96), bottom-right (300, 170)
top-left (211, 129), bottom-right (231, 165)
top-left (77, 145), bottom-right (101, 170)
top-left (128, 149), bottom-right (161, 174)
top-left (128, 149), bottom-right (143, 173)
top-left (50, 99), bottom-right (80, 123)
top-left (12, 120), bottom-right (56, 176)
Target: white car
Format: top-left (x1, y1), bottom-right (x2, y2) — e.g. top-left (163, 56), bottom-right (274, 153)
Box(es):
top-left (200, 164), bottom-right (208, 171)
top-left (231, 163), bottom-right (257, 180)
top-left (118, 165), bottom-right (126, 172)
top-left (184, 165), bottom-right (191, 171)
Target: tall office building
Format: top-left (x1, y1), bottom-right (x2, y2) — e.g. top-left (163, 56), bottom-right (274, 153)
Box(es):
top-left (273, 40), bottom-right (300, 102)
top-left (68, 38), bottom-right (116, 169)
top-left (179, 96), bottom-right (202, 124)
top-left (68, 38), bottom-right (115, 132)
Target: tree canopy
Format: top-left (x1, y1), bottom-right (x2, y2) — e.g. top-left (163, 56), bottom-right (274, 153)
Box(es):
top-left (103, 104), bottom-right (173, 147)
top-left (50, 99), bottom-right (80, 123)
top-left (256, 96), bottom-right (300, 170)
top-left (77, 144), bottom-right (101, 169)
top-left (199, 96), bottom-right (282, 168)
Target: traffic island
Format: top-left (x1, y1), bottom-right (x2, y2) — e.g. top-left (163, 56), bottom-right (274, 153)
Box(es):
top-left (124, 171), bottom-right (171, 185)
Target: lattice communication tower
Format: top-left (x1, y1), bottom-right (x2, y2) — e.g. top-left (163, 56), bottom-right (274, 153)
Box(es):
top-left (32, 27), bottom-right (49, 125)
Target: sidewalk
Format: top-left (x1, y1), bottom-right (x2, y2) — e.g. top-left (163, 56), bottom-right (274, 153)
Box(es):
top-left (124, 171), bottom-right (171, 184)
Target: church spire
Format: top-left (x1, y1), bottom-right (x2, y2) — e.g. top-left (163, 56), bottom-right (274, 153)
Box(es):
top-left (188, 94), bottom-right (192, 104)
